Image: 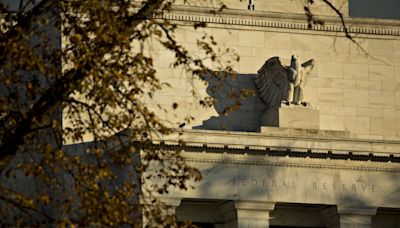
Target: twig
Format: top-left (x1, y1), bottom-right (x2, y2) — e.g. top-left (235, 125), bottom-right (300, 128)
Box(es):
top-left (320, 0), bottom-right (369, 55)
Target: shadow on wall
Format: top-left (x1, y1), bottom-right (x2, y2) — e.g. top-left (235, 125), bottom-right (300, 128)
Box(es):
top-left (193, 73), bottom-right (266, 132)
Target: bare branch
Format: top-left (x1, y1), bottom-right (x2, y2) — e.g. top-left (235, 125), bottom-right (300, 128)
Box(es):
top-left (320, 0), bottom-right (368, 55)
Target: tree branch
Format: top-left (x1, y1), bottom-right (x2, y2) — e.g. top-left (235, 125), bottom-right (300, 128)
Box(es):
top-left (320, 0), bottom-right (368, 55)
top-left (0, 0), bottom-right (166, 160)
top-left (0, 0), bottom-right (55, 67)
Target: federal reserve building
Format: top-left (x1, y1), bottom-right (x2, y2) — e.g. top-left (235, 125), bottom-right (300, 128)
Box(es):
top-left (142, 0), bottom-right (400, 227)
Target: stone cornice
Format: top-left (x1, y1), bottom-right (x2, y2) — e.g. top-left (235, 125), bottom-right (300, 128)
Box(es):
top-left (154, 129), bottom-right (400, 158)
top-left (180, 152), bottom-right (400, 172)
top-left (104, 128), bottom-right (400, 171)
top-left (160, 5), bottom-right (400, 37)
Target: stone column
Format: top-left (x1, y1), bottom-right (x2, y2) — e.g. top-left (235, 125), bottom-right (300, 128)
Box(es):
top-left (140, 197), bottom-right (182, 227)
top-left (219, 200), bottom-right (275, 228)
top-left (322, 205), bottom-right (377, 228)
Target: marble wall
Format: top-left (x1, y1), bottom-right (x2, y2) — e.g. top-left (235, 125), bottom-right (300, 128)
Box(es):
top-left (62, 0), bottom-right (400, 143)
top-left (146, 9), bottom-right (400, 140)
top-left (166, 153), bottom-right (400, 208)
top-left (174, 0), bottom-right (349, 16)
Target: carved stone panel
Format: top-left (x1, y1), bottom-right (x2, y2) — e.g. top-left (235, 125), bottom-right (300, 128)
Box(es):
top-left (170, 154), bottom-right (400, 209)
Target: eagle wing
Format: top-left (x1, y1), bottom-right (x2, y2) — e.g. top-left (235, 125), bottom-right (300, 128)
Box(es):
top-left (255, 57), bottom-right (289, 109)
top-left (300, 59), bottom-right (315, 87)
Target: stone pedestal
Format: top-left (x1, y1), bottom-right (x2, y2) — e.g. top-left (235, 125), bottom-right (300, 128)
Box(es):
top-left (260, 104), bottom-right (320, 130)
top-left (219, 201), bottom-right (275, 228)
top-left (322, 206), bottom-right (377, 228)
top-left (279, 104), bottom-right (320, 129)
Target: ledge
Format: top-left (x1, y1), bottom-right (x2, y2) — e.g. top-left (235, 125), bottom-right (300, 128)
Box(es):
top-left (153, 129), bottom-right (400, 157)
top-left (160, 5), bottom-right (400, 37)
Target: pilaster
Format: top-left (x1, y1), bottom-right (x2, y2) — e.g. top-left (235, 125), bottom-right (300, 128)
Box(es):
top-left (140, 197), bottom-right (182, 227)
top-left (322, 205), bottom-right (377, 228)
top-left (219, 200), bottom-right (275, 228)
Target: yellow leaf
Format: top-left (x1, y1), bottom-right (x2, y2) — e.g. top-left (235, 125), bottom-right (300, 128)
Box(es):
top-left (40, 195), bottom-right (51, 205)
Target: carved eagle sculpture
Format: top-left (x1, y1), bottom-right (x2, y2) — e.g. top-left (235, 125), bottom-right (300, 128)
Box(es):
top-left (255, 55), bottom-right (315, 110)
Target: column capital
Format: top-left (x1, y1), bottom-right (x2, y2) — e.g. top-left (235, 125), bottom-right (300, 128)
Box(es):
top-left (218, 200), bottom-right (276, 228)
top-left (235, 201), bottom-right (276, 211)
top-left (159, 197), bottom-right (182, 208)
top-left (336, 205), bottom-right (377, 216)
top-left (321, 205), bottom-right (377, 228)
top-left (219, 200), bottom-right (275, 220)
top-left (140, 196), bottom-right (182, 227)
top-left (139, 196), bottom-right (182, 207)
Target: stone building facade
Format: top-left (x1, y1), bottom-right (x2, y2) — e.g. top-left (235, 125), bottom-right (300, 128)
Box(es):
top-left (144, 0), bottom-right (400, 227)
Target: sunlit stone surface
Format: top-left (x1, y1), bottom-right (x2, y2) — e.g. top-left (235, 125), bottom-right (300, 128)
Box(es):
top-left (137, 0), bottom-right (400, 227)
